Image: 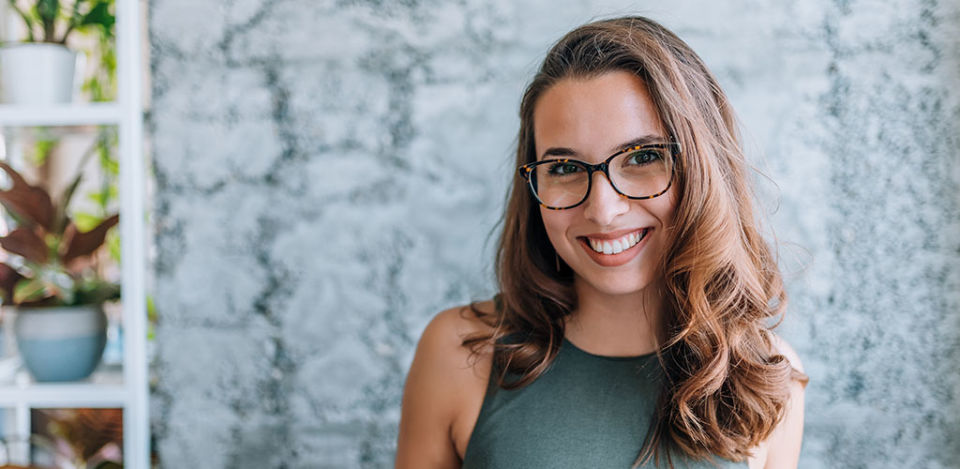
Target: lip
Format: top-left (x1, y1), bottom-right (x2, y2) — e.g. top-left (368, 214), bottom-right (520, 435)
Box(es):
top-left (579, 227), bottom-right (648, 240)
top-left (576, 228), bottom-right (652, 267)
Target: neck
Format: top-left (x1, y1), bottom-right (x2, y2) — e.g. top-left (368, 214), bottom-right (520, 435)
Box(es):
top-left (563, 276), bottom-right (666, 356)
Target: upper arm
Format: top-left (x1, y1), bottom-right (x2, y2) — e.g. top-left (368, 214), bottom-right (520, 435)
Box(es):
top-left (763, 334), bottom-right (807, 469)
top-left (395, 308), bottom-right (472, 469)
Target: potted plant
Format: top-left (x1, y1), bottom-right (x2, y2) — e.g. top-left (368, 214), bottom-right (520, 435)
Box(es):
top-left (0, 160), bottom-right (119, 381)
top-left (1, 0), bottom-right (115, 104)
top-left (31, 408), bottom-right (123, 468)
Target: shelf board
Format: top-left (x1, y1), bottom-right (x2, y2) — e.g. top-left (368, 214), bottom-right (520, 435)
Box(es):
top-left (0, 103), bottom-right (121, 127)
top-left (0, 362), bottom-right (126, 408)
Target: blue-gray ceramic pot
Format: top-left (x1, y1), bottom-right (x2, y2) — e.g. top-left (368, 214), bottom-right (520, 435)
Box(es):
top-left (13, 305), bottom-right (107, 382)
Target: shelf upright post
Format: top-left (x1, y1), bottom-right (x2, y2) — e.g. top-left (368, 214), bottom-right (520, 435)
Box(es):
top-left (116, 0), bottom-right (148, 467)
top-left (1, 4), bottom-right (28, 467)
top-left (12, 402), bottom-right (28, 466)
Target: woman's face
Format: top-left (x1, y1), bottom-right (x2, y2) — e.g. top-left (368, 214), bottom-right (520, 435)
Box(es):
top-left (532, 71), bottom-right (677, 297)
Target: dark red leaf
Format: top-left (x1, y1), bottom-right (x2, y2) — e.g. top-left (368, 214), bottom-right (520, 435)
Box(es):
top-left (0, 227), bottom-right (48, 264)
top-left (0, 262), bottom-right (22, 302)
top-left (62, 214), bottom-right (119, 264)
top-left (0, 161), bottom-right (55, 231)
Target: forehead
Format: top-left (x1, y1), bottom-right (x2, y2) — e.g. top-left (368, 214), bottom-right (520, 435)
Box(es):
top-left (532, 71), bottom-right (666, 160)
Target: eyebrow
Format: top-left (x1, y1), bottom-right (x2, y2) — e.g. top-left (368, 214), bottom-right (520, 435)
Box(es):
top-left (540, 134), bottom-right (669, 160)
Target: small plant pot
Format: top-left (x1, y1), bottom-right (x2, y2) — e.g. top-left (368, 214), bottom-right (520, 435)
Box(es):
top-left (13, 305), bottom-right (107, 382)
top-left (0, 43), bottom-right (79, 104)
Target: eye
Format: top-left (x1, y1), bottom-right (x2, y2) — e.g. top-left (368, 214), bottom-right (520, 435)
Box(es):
top-left (625, 148), bottom-right (664, 166)
top-left (546, 161), bottom-right (583, 176)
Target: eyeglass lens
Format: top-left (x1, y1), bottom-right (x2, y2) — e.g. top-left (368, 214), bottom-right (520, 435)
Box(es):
top-left (529, 146), bottom-right (672, 208)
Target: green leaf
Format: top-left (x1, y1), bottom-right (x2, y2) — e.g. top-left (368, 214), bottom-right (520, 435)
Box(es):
top-left (107, 227), bottom-right (120, 263)
top-left (82, 76), bottom-right (102, 96)
top-left (74, 278), bottom-right (119, 305)
top-left (77, 1), bottom-right (114, 35)
top-left (8, 0), bottom-right (38, 41)
top-left (34, 0), bottom-right (59, 42)
top-left (72, 211), bottom-right (100, 231)
top-left (99, 151), bottom-right (118, 176)
top-left (146, 294), bottom-right (156, 319)
top-left (146, 294), bottom-right (156, 340)
top-left (84, 183), bottom-right (116, 210)
top-left (69, 0), bottom-right (89, 29)
top-left (29, 136), bottom-right (58, 166)
top-left (13, 277), bottom-right (49, 304)
top-left (35, 0), bottom-right (59, 19)
top-left (103, 184), bottom-right (118, 206)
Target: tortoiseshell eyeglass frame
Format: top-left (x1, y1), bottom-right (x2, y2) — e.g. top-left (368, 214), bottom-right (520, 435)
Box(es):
top-left (517, 142), bottom-right (682, 211)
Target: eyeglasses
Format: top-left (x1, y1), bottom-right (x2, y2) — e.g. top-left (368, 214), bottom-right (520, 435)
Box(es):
top-left (518, 142), bottom-right (680, 210)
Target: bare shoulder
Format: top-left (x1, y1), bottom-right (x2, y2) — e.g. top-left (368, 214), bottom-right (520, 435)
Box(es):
top-left (430, 301), bottom-right (498, 355)
top-left (417, 301), bottom-right (498, 379)
top-left (770, 332), bottom-right (806, 378)
top-left (395, 301), bottom-right (497, 468)
top-left (760, 332), bottom-right (807, 469)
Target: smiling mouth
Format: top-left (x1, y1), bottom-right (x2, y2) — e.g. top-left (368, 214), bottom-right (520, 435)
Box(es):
top-left (578, 228), bottom-right (650, 255)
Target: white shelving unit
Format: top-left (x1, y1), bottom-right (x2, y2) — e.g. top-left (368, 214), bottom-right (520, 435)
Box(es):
top-left (0, 0), bottom-right (148, 467)
top-left (0, 103), bottom-right (122, 126)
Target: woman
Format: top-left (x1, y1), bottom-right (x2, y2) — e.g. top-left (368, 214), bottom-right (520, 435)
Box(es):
top-left (396, 16), bottom-right (809, 469)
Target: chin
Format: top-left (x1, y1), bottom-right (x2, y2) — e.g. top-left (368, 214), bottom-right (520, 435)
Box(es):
top-left (573, 271), bottom-right (658, 297)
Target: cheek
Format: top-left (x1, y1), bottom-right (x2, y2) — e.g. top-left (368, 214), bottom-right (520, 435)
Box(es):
top-left (652, 190), bottom-right (678, 228)
top-left (648, 195), bottom-right (678, 258)
top-left (539, 208), bottom-right (573, 250)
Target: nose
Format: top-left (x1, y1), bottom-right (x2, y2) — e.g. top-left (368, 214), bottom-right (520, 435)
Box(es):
top-left (582, 170), bottom-right (629, 226)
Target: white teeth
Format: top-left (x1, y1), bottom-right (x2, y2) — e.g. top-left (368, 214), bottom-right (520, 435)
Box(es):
top-left (586, 229), bottom-right (648, 255)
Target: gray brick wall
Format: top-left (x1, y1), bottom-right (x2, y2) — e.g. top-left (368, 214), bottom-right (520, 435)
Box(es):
top-left (148, 1), bottom-right (960, 467)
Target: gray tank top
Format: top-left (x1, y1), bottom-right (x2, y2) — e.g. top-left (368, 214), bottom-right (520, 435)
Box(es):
top-left (461, 336), bottom-right (749, 469)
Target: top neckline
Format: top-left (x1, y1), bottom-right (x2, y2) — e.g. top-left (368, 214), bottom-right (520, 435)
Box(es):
top-left (561, 336), bottom-right (659, 362)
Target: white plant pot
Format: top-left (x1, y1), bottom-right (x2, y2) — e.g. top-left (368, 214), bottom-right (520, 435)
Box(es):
top-left (12, 304), bottom-right (107, 382)
top-left (0, 43), bottom-right (79, 105)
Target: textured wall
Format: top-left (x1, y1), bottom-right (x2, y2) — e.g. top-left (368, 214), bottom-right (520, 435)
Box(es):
top-left (147, 1), bottom-right (960, 468)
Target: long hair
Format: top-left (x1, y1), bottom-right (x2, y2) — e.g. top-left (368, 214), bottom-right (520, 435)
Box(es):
top-left (462, 16), bottom-right (809, 467)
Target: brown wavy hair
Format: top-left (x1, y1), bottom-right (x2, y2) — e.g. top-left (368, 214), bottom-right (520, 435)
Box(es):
top-left (461, 15), bottom-right (810, 468)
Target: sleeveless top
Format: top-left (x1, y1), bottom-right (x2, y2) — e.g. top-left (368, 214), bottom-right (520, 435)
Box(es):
top-left (461, 336), bottom-right (749, 469)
